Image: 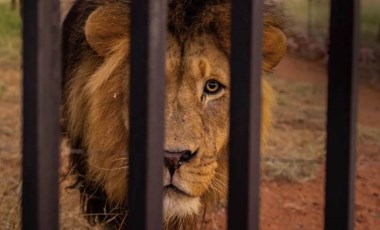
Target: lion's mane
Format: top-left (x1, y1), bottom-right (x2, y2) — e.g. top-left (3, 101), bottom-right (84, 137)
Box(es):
top-left (62, 0), bottom-right (286, 228)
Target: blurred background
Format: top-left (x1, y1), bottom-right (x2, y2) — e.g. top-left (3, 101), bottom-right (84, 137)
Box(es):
top-left (0, 0), bottom-right (379, 229)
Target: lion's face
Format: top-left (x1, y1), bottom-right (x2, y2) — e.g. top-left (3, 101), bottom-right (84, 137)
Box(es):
top-left (63, 2), bottom-right (286, 227)
top-left (74, 33), bottom-right (230, 222)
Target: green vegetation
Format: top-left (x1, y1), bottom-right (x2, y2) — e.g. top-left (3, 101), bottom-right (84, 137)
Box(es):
top-left (284, 0), bottom-right (330, 36)
top-left (361, 1), bottom-right (380, 45)
top-left (284, 0), bottom-right (380, 46)
top-left (0, 2), bottom-right (21, 67)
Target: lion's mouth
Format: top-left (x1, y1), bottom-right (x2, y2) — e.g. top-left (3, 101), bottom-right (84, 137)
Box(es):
top-left (164, 184), bottom-right (193, 197)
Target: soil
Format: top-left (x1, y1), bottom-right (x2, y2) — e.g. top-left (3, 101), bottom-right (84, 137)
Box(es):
top-left (0, 54), bottom-right (379, 229)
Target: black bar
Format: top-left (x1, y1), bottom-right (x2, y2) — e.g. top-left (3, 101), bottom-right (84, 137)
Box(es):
top-left (22, 0), bottom-right (61, 229)
top-left (128, 0), bottom-right (167, 229)
top-left (228, 0), bottom-right (264, 229)
top-left (324, 0), bottom-right (359, 229)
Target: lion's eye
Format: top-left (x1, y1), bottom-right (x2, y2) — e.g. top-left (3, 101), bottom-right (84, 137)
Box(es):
top-left (204, 79), bottom-right (223, 94)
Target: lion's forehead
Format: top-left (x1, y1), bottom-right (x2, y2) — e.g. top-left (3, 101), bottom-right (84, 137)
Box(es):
top-left (165, 34), bottom-right (230, 90)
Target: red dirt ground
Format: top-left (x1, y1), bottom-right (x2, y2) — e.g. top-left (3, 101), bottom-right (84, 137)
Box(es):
top-left (261, 56), bottom-right (380, 230)
top-left (202, 55), bottom-right (380, 230)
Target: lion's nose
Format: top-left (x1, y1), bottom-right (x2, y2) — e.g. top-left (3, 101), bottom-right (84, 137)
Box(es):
top-left (164, 150), bottom-right (196, 177)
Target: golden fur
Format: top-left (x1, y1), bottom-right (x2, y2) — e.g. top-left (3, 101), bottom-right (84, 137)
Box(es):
top-left (62, 0), bottom-right (286, 228)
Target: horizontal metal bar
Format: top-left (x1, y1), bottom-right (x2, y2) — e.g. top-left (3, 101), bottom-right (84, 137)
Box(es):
top-left (22, 0), bottom-right (61, 229)
top-left (128, 0), bottom-right (167, 229)
top-left (228, 0), bottom-right (264, 229)
top-left (324, 0), bottom-right (360, 229)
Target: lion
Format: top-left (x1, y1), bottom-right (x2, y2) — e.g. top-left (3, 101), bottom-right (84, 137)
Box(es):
top-left (61, 0), bottom-right (287, 229)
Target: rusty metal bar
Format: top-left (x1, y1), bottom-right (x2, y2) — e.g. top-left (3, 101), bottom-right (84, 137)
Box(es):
top-left (324, 0), bottom-right (359, 229)
top-left (22, 0), bottom-right (61, 229)
top-left (128, 0), bottom-right (167, 229)
top-left (228, 0), bottom-right (264, 229)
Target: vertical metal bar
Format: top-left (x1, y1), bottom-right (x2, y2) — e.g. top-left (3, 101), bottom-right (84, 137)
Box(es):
top-left (128, 0), bottom-right (167, 229)
top-left (324, 0), bottom-right (359, 229)
top-left (22, 0), bottom-right (61, 229)
top-left (228, 0), bottom-right (264, 229)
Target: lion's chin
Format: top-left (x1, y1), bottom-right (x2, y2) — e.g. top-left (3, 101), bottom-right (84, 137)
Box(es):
top-left (163, 188), bottom-right (201, 223)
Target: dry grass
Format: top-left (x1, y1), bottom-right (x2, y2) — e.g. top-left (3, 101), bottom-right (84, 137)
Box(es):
top-left (262, 76), bottom-right (326, 182)
top-left (0, 6), bottom-right (22, 227)
top-left (358, 126), bottom-right (380, 144)
top-left (0, 69), bottom-right (21, 230)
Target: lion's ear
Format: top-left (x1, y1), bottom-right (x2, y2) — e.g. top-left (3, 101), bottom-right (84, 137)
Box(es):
top-left (85, 6), bottom-right (130, 56)
top-left (213, 11), bottom-right (286, 72)
top-left (262, 25), bottom-right (287, 72)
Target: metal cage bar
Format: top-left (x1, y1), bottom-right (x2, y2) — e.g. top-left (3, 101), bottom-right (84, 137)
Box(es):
top-left (128, 0), bottom-right (167, 229)
top-left (325, 0), bottom-right (359, 229)
top-left (22, 0), bottom-right (61, 229)
top-left (228, 0), bottom-right (264, 229)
